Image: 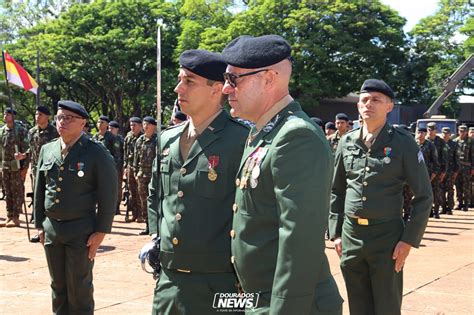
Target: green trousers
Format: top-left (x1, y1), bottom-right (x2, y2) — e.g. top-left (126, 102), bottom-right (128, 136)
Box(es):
top-left (43, 215), bottom-right (95, 315)
top-left (152, 268), bottom-right (241, 315)
top-left (340, 217), bottom-right (404, 315)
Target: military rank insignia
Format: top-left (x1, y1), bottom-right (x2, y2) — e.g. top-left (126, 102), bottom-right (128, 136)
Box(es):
top-left (208, 155), bottom-right (219, 181)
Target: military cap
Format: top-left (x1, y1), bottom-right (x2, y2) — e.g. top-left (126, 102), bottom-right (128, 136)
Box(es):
top-left (174, 111), bottom-right (187, 121)
top-left (458, 125), bottom-right (467, 131)
top-left (360, 79), bottom-right (395, 100)
top-left (335, 113), bottom-right (349, 121)
top-left (36, 106), bottom-right (51, 115)
top-left (325, 122), bottom-right (336, 130)
top-left (143, 116), bottom-right (157, 125)
top-left (57, 100), bottom-right (89, 119)
top-left (418, 127), bottom-right (428, 133)
top-left (179, 50), bottom-right (227, 82)
top-left (4, 107), bottom-right (17, 115)
top-left (222, 34), bottom-right (291, 68)
top-left (129, 116), bottom-right (142, 123)
top-left (427, 122), bottom-right (437, 129)
top-left (109, 120), bottom-right (120, 128)
top-left (469, 127), bottom-right (474, 131)
top-left (98, 115), bottom-right (110, 123)
top-left (311, 117), bottom-right (323, 127)
top-left (441, 127), bottom-right (451, 133)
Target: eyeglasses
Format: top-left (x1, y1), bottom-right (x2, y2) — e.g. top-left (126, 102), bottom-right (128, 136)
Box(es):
top-left (223, 69), bottom-right (269, 88)
top-left (55, 114), bottom-right (83, 123)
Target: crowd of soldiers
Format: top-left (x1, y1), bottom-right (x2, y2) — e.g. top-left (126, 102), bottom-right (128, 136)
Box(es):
top-left (319, 112), bottom-right (474, 221)
top-left (0, 105), bottom-right (181, 238)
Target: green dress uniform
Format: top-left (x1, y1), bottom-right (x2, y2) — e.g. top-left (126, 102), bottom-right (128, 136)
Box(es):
top-left (329, 123), bottom-right (433, 315)
top-left (147, 110), bottom-right (248, 315)
top-left (34, 134), bottom-right (118, 314)
top-left (231, 101), bottom-right (343, 314)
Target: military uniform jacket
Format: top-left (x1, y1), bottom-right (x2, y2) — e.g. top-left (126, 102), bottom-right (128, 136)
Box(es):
top-left (417, 140), bottom-right (439, 176)
top-left (454, 136), bottom-right (473, 170)
top-left (123, 131), bottom-right (142, 168)
top-left (28, 123), bottom-right (58, 172)
top-left (133, 133), bottom-right (157, 178)
top-left (429, 136), bottom-right (448, 175)
top-left (232, 101), bottom-right (341, 313)
top-left (445, 139), bottom-right (459, 174)
top-left (93, 130), bottom-right (121, 167)
top-left (329, 123), bottom-right (433, 247)
top-left (34, 135), bottom-right (118, 232)
top-left (147, 110), bottom-right (248, 273)
top-left (0, 123), bottom-right (30, 171)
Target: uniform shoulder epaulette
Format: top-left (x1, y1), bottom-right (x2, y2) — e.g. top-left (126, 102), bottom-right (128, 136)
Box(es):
top-left (163, 121), bottom-right (185, 131)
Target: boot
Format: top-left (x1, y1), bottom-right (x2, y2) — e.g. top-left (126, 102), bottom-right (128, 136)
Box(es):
top-left (0, 219), bottom-right (11, 227)
top-left (6, 217), bottom-right (20, 227)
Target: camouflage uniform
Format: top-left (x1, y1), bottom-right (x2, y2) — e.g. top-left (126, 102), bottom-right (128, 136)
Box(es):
top-left (441, 139), bottom-right (459, 213)
top-left (0, 123), bottom-right (30, 220)
top-left (327, 130), bottom-right (345, 153)
top-left (133, 132), bottom-right (157, 222)
top-left (427, 136), bottom-right (447, 216)
top-left (115, 134), bottom-right (124, 213)
top-left (417, 138), bottom-right (439, 217)
top-left (92, 130), bottom-right (121, 164)
top-left (454, 136), bottom-right (473, 210)
top-left (28, 123), bottom-right (59, 184)
top-left (123, 130), bottom-right (142, 221)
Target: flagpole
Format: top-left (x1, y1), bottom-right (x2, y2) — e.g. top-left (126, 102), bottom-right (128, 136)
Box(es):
top-left (35, 50), bottom-right (40, 106)
top-left (1, 50), bottom-right (14, 109)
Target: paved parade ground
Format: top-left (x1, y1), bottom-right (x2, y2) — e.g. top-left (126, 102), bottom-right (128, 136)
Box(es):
top-left (0, 197), bottom-right (473, 314)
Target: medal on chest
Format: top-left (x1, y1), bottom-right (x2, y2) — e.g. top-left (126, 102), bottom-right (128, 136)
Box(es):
top-left (208, 155), bottom-right (219, 181)
top-left (383, 147), bottom-right (392, 164)
top-left (77, 162), bottom-right (85, 177)
top-left (240, 147), bottom-right (268, 189)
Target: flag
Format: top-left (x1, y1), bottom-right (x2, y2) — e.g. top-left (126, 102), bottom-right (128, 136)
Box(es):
top-left (3, 51), bottom-right (38, 94)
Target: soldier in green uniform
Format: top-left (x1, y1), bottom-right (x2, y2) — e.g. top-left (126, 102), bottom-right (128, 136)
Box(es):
top-left (147, 49), bottom-right (248, 314)
top-left (454, 125), bottom-right (473, 211)
top-left (0, 107), bottom-right (30, 228)
top-left (222, 35), bottom-right (343, 314)
top-left (123, 117), bottom-right (143, 222)
top-left (440, 127), bottom-right (459, 215)
top-left (327, 113), bottom-right (350, 153)
top-left (28, 106), bottom-right (59, 242)
top-left (109, 120), bottom-right (124, 215)
top-left (329, 79), bottom-right (433, 315)
top-left (133, 116), bottom-right (157, 235)
top-left (93, 115), bottom-right (121, 164)
top-left (426, 122), bottom-right (448, 217)
top-left (415, 127), bottom-right (439, 193)
top-left (34, 100), bottom-right (117, 314)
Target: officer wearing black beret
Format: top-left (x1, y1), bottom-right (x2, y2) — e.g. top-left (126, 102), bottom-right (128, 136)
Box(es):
top-left (222, 34), bottom-right (342, 314)
top-left (147, 49), bottom-right (248, 314)
top-left (310, 117), bottom-right (323, 128)
top-left (171, 110), bottom-right (187, 125)
top-left (328, 112), bottom-right (350, 153)
top-left (330, 79), bottom-right (432, 314)
top-left (325, 121), bottom-right (336, 137)
top-left (34, 100), bottom-right (117, 313)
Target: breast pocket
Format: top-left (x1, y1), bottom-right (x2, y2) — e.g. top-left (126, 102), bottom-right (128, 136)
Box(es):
top-left (194, 168), bottom-right (229, 199)
top-left (39, 161), bottom-right (56, 185)
top-left (343, 148), bottom-right (361, 171)
top-left (160, 158), bottom-right (171, 196)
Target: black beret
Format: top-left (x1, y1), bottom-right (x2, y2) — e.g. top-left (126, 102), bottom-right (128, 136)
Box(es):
top-left (36, 106), bottom-right (51, 115)
top-left (222, 34), bottom-right (291, 68)
top-left (335, 113), bottom-right (349, 121)
top-left (109, 120), bottom-right (120, 128)
top-left (129, 116), bottom-right (142, 123)
top-left (179, 50), bottom-right (227, 82)
top-left (310, 117), bottom-right (323, 127)
top-left (57, 100), bottom-right (89, 119)
top-left (325, 122), bottom-right (336, 130)
top-left (143, 116), bottom-right (157, 125)
top-left (174, 111), bottom-right (187, 121)
top-left (99, 115), bottom-right (110, 123)
top-left (418, 127), bottom-right (427, 132)
top-left (4, 107), bottom-right (17, 115)
top-left (360, 79), bottom-right (395, 100)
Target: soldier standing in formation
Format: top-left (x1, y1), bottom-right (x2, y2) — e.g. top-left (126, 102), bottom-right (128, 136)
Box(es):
top-left (469, 127), bottom-right (474, 139)
top-left (327, 113), bottom-right (350, 153)
top-left (123, 117), bottom-right (143, 222)
top-left (28, 106), bottom-right (59, 242)
top-left (109, 120), bottom-right (124, 215)
top-left (133, 116), bottom-right (157, 235)
top-left (325, 121), bottom-right (336, 138)
top-left (147, 49), bottom-right (248, 314)
top-left (454, 125), bottom-right (473, 211)
top-left (440, 127), bottom-right (459, 215)
top-left (426, 122), bottom-right (447, 218)
top-left (34, 100), bottom-right (117, 314)
top-left (222, 35), bottom-right (342, 314)
top-left (0, 107), bottom-right (30, 228)
top-left (330, 79), bottom-right (432, 315)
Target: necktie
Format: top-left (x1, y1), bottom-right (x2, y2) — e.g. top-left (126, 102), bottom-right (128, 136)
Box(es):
top-left (365, 133), bottom-right (375, 149)
top-left (180, 128), bottom-right (197, 161)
